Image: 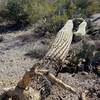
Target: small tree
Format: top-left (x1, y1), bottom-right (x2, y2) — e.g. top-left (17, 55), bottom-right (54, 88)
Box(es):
top-left (1, 0), bottom-right (29, 27)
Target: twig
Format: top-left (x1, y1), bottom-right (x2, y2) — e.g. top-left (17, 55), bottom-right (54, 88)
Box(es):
top-left (81, 91), bottom-right (87, 100)
top-left (35, 68), bottom-right (76, 93)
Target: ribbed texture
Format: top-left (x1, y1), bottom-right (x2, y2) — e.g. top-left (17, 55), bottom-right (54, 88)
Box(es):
top-left (45, 20), bottom-right (73, 61)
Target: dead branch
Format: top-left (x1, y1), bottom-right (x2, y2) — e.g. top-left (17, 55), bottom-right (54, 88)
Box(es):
top-left (81, 91), bottom-right (88, 100)
top-left (35, 68), bottom-right (76, 93)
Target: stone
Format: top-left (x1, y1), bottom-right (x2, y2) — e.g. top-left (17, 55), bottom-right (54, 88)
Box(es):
top-left (0, 36), bottom-right (4, 42)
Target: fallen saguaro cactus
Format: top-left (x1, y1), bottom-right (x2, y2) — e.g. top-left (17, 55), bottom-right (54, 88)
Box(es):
top-left (1, 19), bottom-right (87, 100)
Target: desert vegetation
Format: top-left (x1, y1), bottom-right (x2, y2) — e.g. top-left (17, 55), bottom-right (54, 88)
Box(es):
top-left (0, 0), bottom-right (100, 100)
top-left (0, 0), bottom-right (100, 31)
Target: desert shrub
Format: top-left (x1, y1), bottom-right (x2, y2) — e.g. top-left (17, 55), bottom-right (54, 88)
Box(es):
top-left (6, 0), bottom-right (28, 26)
top-left (25, 40), bottom-right (49, 59)
top-left (34, 13), bottom-right (68, 34)
top-left (87, 0), bottom-right (100, 16)
top-left (24, 0), bottom-right (55, 23)
top-left (75, 0), bottom-right (100, 17)
top-left (33, 0), bottom-right (69, 33)
top-left (0, 0), bottom-right (100, 32)
top-left (46, 14), bottom-right (68, 33)
top-left (0, 0), bottom-right (29, 28)
top-left (0, 0), bottom-right (56, 26)
top-left (66, 1), bottom-right (76, 18)
top-left (0, 0), bottom-right (7, 22)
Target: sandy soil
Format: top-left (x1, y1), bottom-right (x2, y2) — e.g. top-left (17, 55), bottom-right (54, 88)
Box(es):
top-left (0, 29), bottom-right (40, 94)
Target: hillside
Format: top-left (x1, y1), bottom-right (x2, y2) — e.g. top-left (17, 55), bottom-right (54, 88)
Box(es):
top-left (0, 0), bottom-right (100, 100)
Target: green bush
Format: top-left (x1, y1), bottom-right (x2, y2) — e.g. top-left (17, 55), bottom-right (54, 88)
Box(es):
top-left (0, 0), bottom-right (29, 27)
top-left (7, 0), bottom-right (29, 25)
top-left (22, 0), bottom-right (56, 23)
top-left (0, 0), bottom-right (100, 32)
top-left (34, 0), bottom-right (100, 33)
top-left (75, 0), bottom-right (100, 17)
top-left (7, 0), bottom-right (23, 19)
top-left (46, 14), bottom-right (68, 33)
top-left (87, 0), bottom-right (100, 15)
top-left (34, 13), bottom-right (68, 34)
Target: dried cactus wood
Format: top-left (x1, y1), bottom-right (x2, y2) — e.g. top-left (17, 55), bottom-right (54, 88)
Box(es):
top-left (1, 20), bottom-right (74, 100)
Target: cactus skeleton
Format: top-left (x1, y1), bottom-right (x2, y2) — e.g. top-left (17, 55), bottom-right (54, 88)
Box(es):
top-left (1, 19), bottom-right (87, 100)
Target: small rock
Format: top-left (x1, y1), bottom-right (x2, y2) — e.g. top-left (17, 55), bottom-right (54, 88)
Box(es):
top-left (0, 36), bottom-right (4, 42)
top-left (97, 90), bottom-right (100, 98)
top-left (0, 69), bottom-right (4, 73)
top-left (9, 60), bottom-right (13, 62)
